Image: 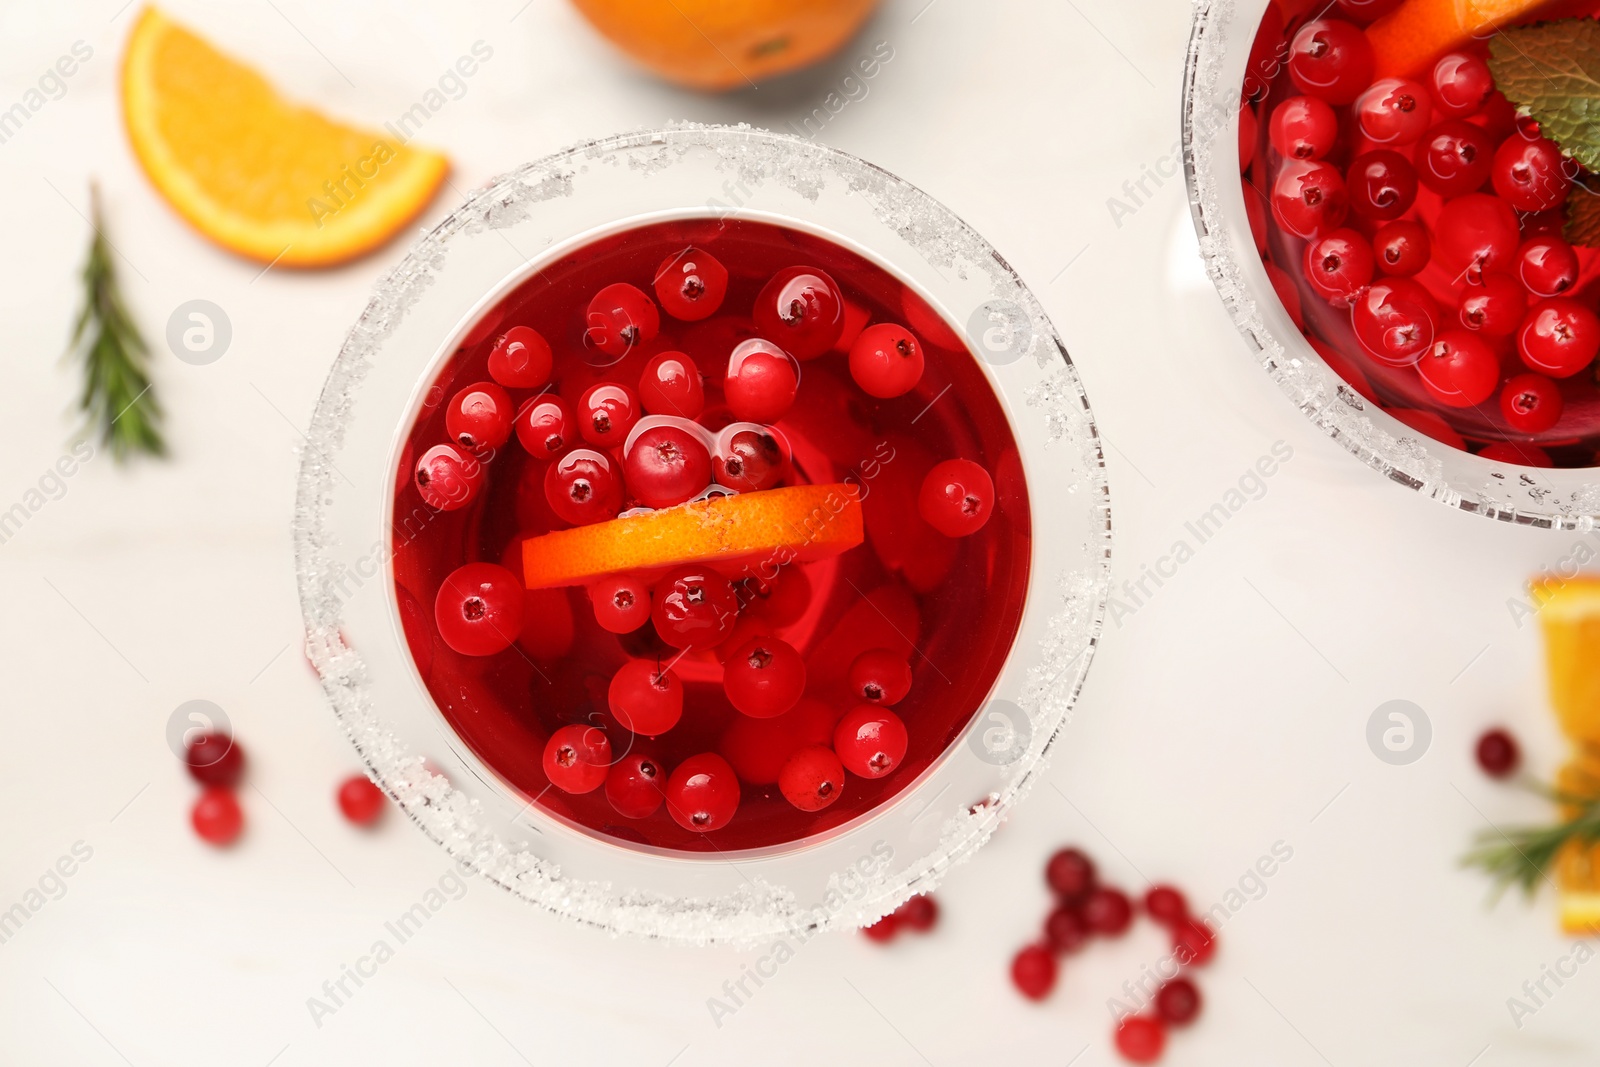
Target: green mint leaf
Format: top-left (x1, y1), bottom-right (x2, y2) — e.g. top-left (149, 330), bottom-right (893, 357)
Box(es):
top-left (1488, 19), bottom-right (1600, 173)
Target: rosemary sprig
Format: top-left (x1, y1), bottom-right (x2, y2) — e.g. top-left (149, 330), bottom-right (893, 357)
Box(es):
top-left (67, 184), bottom-right (164, 461)
top-left (1462, 793), bottom-right (1600, 900)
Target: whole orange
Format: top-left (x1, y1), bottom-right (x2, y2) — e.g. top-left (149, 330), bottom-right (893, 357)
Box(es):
top-left (570, 0), bottom-right (880, 91)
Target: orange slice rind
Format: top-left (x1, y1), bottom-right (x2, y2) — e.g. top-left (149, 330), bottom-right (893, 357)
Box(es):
top-left (1534, 576), bottom-right (1600, 745)
top-left (522, 484), bottom-right (863, 590)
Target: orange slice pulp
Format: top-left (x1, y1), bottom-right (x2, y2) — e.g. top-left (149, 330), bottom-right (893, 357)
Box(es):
top-left (1367, 0), bottom-right (1562, 78)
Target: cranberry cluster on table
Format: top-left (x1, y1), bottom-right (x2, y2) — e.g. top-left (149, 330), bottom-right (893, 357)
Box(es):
top-left (182, 730), bottom-right (386, 845)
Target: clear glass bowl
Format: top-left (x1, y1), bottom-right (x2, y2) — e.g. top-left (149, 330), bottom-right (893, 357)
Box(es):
top-left (294, 124), bottom-right (1111, 945)
top-left (1183, 1), bottom-right (1600, 529)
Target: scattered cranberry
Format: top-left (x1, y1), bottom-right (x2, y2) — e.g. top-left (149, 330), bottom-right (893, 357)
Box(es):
top-left (1372, 219), bottom-right (1430, 277)
top-left (1156, 977), bottom-right (1203, 1026)
top-left (1172, 919), bottom-right (1218, 967)
top-left (1083, 886), bottom-right (1135, 936)
top-left (415, 443), bottom-right (484, 511)
top-left (590, 573), bottom-right (651, 634)
top-left (1010, 944), bottom-right (1058, 1001)
top-left (1304, 228), bottom-right (1374, 305)
top-left (1144, 885), bottom-right (1190, 927)
top-left (608, 659), bottom-right (684, 736)
top-left (1271, 159), bottom-right (1348, 239)
top-left (652, 567), bottom-right (739, 649)
top-left (1351, 278), bottom-right (1439, 367)
top-left (1519, 298), bottom-right (1600, 378)
top-left (1517, 236), bottom-right (1579, 298)
top-left (1418, 330), bottom-right (1499, 408)
top-left (1114, 1017), bottom-right (1166, 1064)
top-left (577, 382), bottom-right (640, 448)
top-left (849, 323), bottom-right (926, 399)
top-left (605, 750), bottom-right (666, 819)
top-left (779, 744), bottom-right (846, 812)
top-left (724, 635), bottom-right (806, 718)
top-left (1044, 904), bottom-right (1090, 954)
top-left (1415, 120), bottom-right (1495, 198)
top-left (1286, 19), bottom-right (1373, 104)
top-left (445, 381), bottom-right (514, 453)
top-left (918, 459), bottom-right (995, 538)
top-left (435, 563), bottom-right (524, 656)
top-left (1046, 847), bottom-right (1097, 901)
top-left (1479, 442), bottom-right (1554, 466)
top-left (1269, 95), bottom-right (1338, 160)
top-left (848, 648), bottom-right (914, 705)
top-left (638, 351), bottom-right (705, 418)
top-left (185, 731), bottom-right (243, 787)
top-left (664, 752), bottom-right (740, 831)
top-left (585, 282), bottom-right (659, 359)
top-left (623, 422), bottom-right (712, 508)
top-left (543, 724), bottom-right (611, 794)
top-left (754, 266), bottom-right (844, 359)
top-left (545, 448), bottom-right (623, 526)
top-left (337, 775), bottom-right (386, 826)
top-left (514, 395), bottom-right (574, 460)
top-left (192, 787), bottom-right (243, 846)
top-left (1458, 273), bottom-right (1527, 336)
top-left (863, 915), bottom-right (899, 941)
top-left (653, 247), bottom-right (728, 321)
top-left (1493, 134), bottom-right (1573, 212)
top-left (1438, 194), bottom-right (1520, 283)
top-left (1356, 78), bottom-right (1431, 144)
top-left (1429, 52), bottom-right (1493, 117)
top-left (1346, 150), bottom-right (1417, 221)
top-left (487, 326), bottom-right (552, 389)
top-left (895, 894), bottom-right (939, 932)
top-left (1476, 727), bottom-right (1521, 778)
top-left (1501, 373), bottom-right (1564, 433)
top-left (725, 339), bottom-right (800, 423)
top-left (713, 428), bottom-right (788, 491)
top-left (834, 705), bottom-right (909, 779)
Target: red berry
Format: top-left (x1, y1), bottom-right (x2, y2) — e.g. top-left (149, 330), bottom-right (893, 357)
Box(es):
top-left (1458, 273), bottom-right (1527, 336)
top-left (1493, 134), bottom-right (1573, 212)
top-left (1271, 159), bottom-right (1349, 238)
top-left (834, 705), bottom-right (909, 779)
top-left (745, 565), bottom-right (810, 626)
top-left (1044, 904), bottom-right (1090, 954)
top-left (1479, 441), bottom-right (1553, 466)
top-left (719, 697), bottom-right (833, 784)
top-left (654, 246), bottom-right (728, 321)
top-left (1082, 886), bottom-right (1135, 936)
top-left (487, 326), bottom-right (552, 389)
top-left (1416, 119), bottom-right (1495, 198)
top-left (543, 724), bottom-right (611, 794)
top-left (1304, 228), bottom-right (1375, 305)
top-left (191, 786), bottom-right (243, 846)
top-left (1418, 329), bottom-right (1499, 408)
top-left (1172, 919), bottom-right (1218, 967)
top-left (605, 750), bottom-right (666, 818)
top-left (638, 351), bottom-right (705, 418)
top-left (1356, 77), bottom-right (1432, 144)
top-left (725, 339), bottom-right (800, 423)
top-left (1520, 298), bottom-right (1600, 377)
top-left (577, 382), bottom-right (640, 448)
top-left (608, 659), bottom-right (684, 736)
top-left (1156, 978), bottom-right (1203, 1026)
top-left (1144, 885), bottom-right (1189, 926)
top-left (653, 566), bottom-right (739, 649)
top-left (894, 894), bottom-right (939, 932)
top-left (435, 563), bottom-right (524, 656)
top-left (724, 635), bottom-right (806, 718)
top-left (1269, 95), bottom-right (1338, 160)
top-left (589, 573), bottom-right (650, 633)
top-left (545, 448), bottom-right (623, 526)
top-left (514, 395), bottom-right (574, 460)
top-left (1114, 1017), bottom-right (1166, 1064)
top-left (1429, 52), bottom-right (1493, 117)
top-left (1517, 236), bottom-right (1579, 298)
top-left (918, 459), bottom-right (995, 537)
top-left (1287, 19), bottom-right (1373, 104)
top-left (849, 323), bottom-right (926, 399)
top-left (1010, 944), bottom-right (1057, 1001)
top-left (445, 381), bottom-right (514, 453)
top-left (1500, 373), bottom-right (1564, 432)
top-left (863, 915), bottom-right (899, 942)
top-left (337, 775), bottom-right (386, 825)
top-left (713, 428), bottom-right (789, 491)
top-left (415, 443), bottom-right (485, 511)
top-left (585, 282), bottom-right (659, 359)
top-left (185, 731), bottom-right (243, 787)
top-left (1046, 847), bottom-right (1096, 900)
top-left (1351, 278), bottom-right (1440, 367)
top-left (847, 648), bottom-right (913, 705)
top-left (664, 752), bottom-right (740, 831)
top-left (1346, 150), bottom-right (1417, 221)
top-left (623, 422), bottom-right (712, 508)
top-left (1475, 727), bottom-right (1521, 778)
top-left (754, 266), bottom-right (845, 359)
top-left (778, 744), bottom-right (846, 812)
top-left (1372, 219), bottom-right (1430, 277)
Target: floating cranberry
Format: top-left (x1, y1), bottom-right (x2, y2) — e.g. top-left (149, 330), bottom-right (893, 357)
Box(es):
top-left (1271, 159), bottom-right (1348, 238)
top-left (1287, 18), bottom-right (1373, 104)
top-left (1517, 236), bottom-right (1579, 298)
top-left (605, 750), bottom-right (666, 819)
top-left (1372, 219), bottom-right (1430, 277)
top-left (1476, 727), bottom-right (1521, 778)
top-left (415, 443), bottom-right (484, 511)
top-left (1438, 194), bottom-right (1522, 283)
top-left (1519, 298), bottom-right (1600, 378)
top-left (1416, 120), bottom-right (1495, 198)
top-left (653, 566), bottom-right (739, 650)
top-left (1172, 918), bottom-right (1218, 967)
top-left (585, 282), bottom-right (659, 359)
top-left (1010, 944), bottom-right (1058, 1000)
top-left (895, 894), bottom-right (939, 932)
top-left (608, 659), bottom-right (684, 736)
top-left (577, 382), bottom-right (640, 448)
top-left (1304, 228), bottom-right (1374, 305)
top-left (779, 744), bottom-right (846, 812)
top-left (435, 563), bottom-right (524, 656)
top-left (1346, 150), bottom-right (1417, 221)
top-left (1083, 886), bottom-right (1135, 936)
top-left (754, 266), bottom-right (844, 359)
top-left (1500, 373), bottom-right (1563, 433)
top-left (848, 648), bottom-right (914, 705)
top-left (1429, 52), bottom-right (1493, 117)
top-left (1045, 904), bottom-right (1090, 954)
top-left (1145, 885), bottom-right (1189, 926)
top-left (337, 775), bottom-right (386, 826)
top-left (185, 731), bottom-right (244, 787)
top-left (713, 428), bottom-right (788, 491)
top-left (1493, 134), bottom-right (1573, 212)
top-left (1046, 847), bottom-right (1097, 901)
top-left (1351, 278), bottom-right (1439, 367)
top-left (664, 752), bottom-right (740, 831)
top-left (638, 351), bottom-right (705, 418)
top-left (724, 635), bottom-right (806, 718)
top-left (590, 573), bottom-right (651, 633)
top-left (445, 381), bottom-right (514, 453)
top-left (543, 724), bottom-right (611, 794)
top-left (834, 705), bottom-right (909, 779)
top-left (725, 339), bottom-right (800, 423)
top-left (1356, 78), bottom-right (1431, 144)
top-left (514, 395), bottom-right (574, 460)
top-left (849, 323), bottom-right (926, 399)
top-left (1156, 978), bottom-right (1203, 1026)
top-left (545, 448), bottom-right (623, 526)
top-left (487, 326), bottom-right (552, 389)
top-left (1418, 330), bottom-right (1499, 408)
top-left (192, 786), bottom-right (243, 846)
top-left (654, 246), bottom-right (728, 321)
top-left (623, 423), bottom-right (712, 508)
top-left (918, 459), bottom-right (995, 537)
top-left (1458, 273), bottom-right (1527, 336)
top-left (1269, 95), bottom-right (1338, 160)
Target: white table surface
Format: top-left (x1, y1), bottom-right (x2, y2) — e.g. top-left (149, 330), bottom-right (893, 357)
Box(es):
top-left (0, 1), bottom-right (1593, 1063)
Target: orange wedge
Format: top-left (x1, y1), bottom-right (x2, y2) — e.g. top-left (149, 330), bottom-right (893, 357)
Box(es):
top-left (522, 484), bottom-right (863, 590)
top-left (1367, 0), bottom-right (1558, 78)
top-left (122, 7), bottom-right (449, 266)
top-left (1559, 838), bottom-right (1600, 934)
top-left (1534, 577), bottom-right (1600, 746)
